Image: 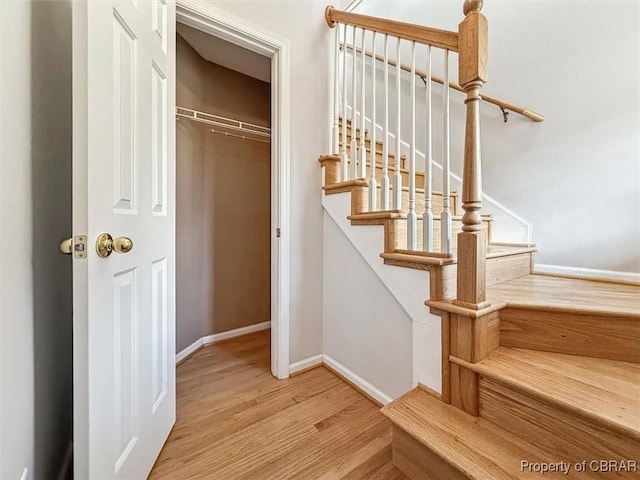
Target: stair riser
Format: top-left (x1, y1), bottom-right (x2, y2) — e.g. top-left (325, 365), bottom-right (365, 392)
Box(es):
top-left (342, 165), bottom-right (458, 215)
top-left (339, 147), bottom-right (452, 201)
top-left (399, 189), bottom-right (451, 217)
top-left (486, 253), bottom-right (533, 286)
top-left (479, 377), bottom-right (640, 467)
top-left (389, 218), bottom-right (491, 252)
top-left (430, 253), bottom-right (532, 300)
top-left (500, 308), bottom-right (640, 363)
top-left (340, 132), bottom-right (382, 154)
top-left (392, 427), bottom-right (466, 480)
top-left (345, 145), bottom-right (406, 170)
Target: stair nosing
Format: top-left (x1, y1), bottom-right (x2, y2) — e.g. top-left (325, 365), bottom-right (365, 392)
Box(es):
top-left (494, 300), bottom-right (640, 318)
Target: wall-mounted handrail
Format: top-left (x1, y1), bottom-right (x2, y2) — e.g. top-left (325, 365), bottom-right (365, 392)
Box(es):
top-left (344, 43), bottom-right (544, 122)
top-left (325, 6), bottom-right (459, 52)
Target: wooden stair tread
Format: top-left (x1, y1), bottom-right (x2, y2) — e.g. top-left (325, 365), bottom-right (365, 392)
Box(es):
top-left (403, 243), bottom-right (535, 258)
top-left (451, 347), bottom-right (640, 441)
top-left (381, 388), bottom-right (569, 479)
top-left (322, 179), bottom-right (368, 194)
top-left (381, 252), bottom-right (454, 267)
top-left (381, 244), bottom-right (535, 268)
top-left (487, 274), bottom-right (640, 317)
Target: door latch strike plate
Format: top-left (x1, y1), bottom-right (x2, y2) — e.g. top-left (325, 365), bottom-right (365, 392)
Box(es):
top-left (74, 236), bottom-right (87, 259)
top-left (276, 228), bottom-right (281, 238)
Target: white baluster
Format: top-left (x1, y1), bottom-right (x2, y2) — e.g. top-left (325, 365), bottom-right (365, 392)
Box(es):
top-left (381, 34), bottom-right (390, 210)
top-left (441, 49), bottom-right (453, 254)
top-left (423, 45), bottom-right (434, 251)
top-left (368, 32), bottom-right (378, 211)
top-left (350, 25), bottom-right (358, 179)
top-left (393, 37), bottom-right (402, 210)
top-left (332, 24), bottom-right (340, 154)
top-left (340, 24), bottom-right (348, 180)
top-left (407, 41), bottom-right (417, 250)
top-left (358, 28), bottom-right (366, 179)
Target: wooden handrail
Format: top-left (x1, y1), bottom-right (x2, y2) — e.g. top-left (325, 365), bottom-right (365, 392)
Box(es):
top-left (325, 6), bottom-right (459, 52)
top-left (344, 44), bottom-right (544, 122)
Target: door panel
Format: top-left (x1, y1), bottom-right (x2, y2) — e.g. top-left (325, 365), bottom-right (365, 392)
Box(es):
top-left (73, 1), bottom-right (176, 478)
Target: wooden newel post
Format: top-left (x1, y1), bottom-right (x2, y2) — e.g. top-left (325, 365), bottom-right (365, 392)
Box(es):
top-left (454, 0), bottom-right (490, 310)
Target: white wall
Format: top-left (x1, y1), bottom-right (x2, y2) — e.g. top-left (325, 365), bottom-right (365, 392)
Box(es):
top-left (205, 1), bottom-right (332, 364)
top-left (1, 1), bottom-right (73, 479)
top-left (355, 0), bottom-right (640, 273)
top-left (0, 3), bottom-right (34, 477)
top-left (323, 214), bottom-right (413, 399)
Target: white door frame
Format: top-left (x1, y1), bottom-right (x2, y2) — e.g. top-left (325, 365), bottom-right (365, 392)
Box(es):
top-left (176, 0), bottom-right (291, 379)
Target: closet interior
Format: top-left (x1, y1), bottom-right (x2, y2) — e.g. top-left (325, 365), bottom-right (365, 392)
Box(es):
top-left (175, 24), bottom-right (272, 357)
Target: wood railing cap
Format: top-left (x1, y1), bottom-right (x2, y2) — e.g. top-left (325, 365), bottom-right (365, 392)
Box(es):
top-left (324, 5), bottom-right (459, 51)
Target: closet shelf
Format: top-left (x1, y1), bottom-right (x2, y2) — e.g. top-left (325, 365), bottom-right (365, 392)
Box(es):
top-left (176, 106), bottom-right (271, 143)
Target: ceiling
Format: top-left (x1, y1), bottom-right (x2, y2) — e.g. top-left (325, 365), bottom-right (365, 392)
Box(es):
top-left (177, 23), bottom-right (271, 84)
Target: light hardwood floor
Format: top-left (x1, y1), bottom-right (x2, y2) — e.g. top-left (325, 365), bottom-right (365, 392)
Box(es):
top-left (149, 330), bottom-right (407, 480)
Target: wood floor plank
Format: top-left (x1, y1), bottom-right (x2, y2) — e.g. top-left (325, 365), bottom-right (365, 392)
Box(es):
top-left (150, 330), bottom-right (407, 479)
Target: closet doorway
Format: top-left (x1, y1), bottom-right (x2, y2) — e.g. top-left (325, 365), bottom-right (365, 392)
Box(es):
top-left (174, 8), bottom-right (289, 377)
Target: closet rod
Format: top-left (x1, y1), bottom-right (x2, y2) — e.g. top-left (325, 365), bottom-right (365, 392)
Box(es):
top-left (208, 128), bottom-right (270, 144)
top-left (176, 106), bottom-right (271, 138)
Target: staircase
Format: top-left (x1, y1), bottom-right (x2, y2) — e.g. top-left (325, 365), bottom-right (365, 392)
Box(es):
top-left (321, 125), bottom-right (640, 479)
top-left (322, 3), bottom-right (639, 479)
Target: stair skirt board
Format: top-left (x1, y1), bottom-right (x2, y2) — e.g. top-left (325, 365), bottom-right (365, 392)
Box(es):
top-left (175, 321), bottom-right (271, 364)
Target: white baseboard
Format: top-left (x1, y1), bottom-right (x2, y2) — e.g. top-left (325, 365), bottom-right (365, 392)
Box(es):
top-left (201, 321), bottom-right (271, 345)
top-left (322, 355), bottom-right (393, 405)
top-left (176, 337), bottom-right (205, 364)
top-left (176, 321), bottom-right (271, 364)
top-left (534, 264), bottom-right (640, 284)
top-left (289, 354), bottom-right (323, 375)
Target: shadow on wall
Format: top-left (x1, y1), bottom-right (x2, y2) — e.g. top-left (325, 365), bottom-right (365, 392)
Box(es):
top-left (30, 1), bottom-right (74, 478)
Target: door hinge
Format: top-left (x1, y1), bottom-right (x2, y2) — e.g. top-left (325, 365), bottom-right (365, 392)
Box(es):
top-left (276, 227), bottom-right (281, 238)
top-left (59, 235), bottom-right (88, 259)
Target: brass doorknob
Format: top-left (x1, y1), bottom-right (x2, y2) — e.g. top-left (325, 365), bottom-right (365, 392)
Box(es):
top-left (96, 233), bottom-right (133, 258)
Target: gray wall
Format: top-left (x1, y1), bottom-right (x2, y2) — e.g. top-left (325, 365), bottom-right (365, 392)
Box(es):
top-left (176, 34), bottom-right (271, 352)
top-left (1, 1), bottom-right (73, 479)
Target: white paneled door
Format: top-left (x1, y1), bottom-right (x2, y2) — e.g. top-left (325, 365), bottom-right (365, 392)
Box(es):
top-left (72, 1), bottom-right (176, 478)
